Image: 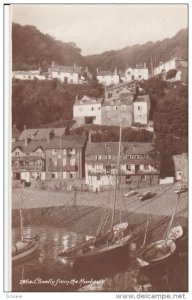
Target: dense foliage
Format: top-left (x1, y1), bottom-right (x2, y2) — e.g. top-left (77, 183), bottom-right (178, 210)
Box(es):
top-left (13, 23), bottom-right (187, 75)
top-left (12, 80), bottom-right (104, 130)
top-left (74, 125), bottom-right (153, 143)
top-left (12, 23), bottom-right (84, 70)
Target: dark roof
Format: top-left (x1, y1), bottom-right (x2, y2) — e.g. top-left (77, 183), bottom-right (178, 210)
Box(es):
top-left (51, 66), bottom-right (81, 74)
top-left (86, 142), bottom-right (154, 156)
top-left (103, 94), bottom-right (133, 106)
top-left (19, 128), bottom-right (66, 141)
top-left (12, 134), bottom-right (86, 153)
top-left (134, 95), bottom-right (150, 102)
top-left (107, 80), bottom-right (135, 91)
top-left (75, 95), bottom-right (103, 105)
top-left (97, 71), bottom-right (116, 76)
top-left (12, 126), bottom-right (21, 138)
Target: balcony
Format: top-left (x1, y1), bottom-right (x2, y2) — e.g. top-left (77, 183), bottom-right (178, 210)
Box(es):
top-left (47, 165), bottom-right (78, 172)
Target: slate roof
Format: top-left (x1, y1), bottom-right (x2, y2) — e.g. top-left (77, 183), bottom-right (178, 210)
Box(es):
top-left (51, 66), bottom-right (81, 74)
top-left (97, 71), bottom-right (116, 76)
top-left (12, 135), bottom-right (86, 153)
top-left (19, 128), bottom-right (67, 141)
top-left (12, 126), bottom-right (21, 138)
top-left (86, 142), bottom-right (155, 156)
top-left (75, 95), bottom-right (103, 105)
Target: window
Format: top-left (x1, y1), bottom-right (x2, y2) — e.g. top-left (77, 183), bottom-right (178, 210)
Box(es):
top-left (52, 149), bottom-right (57, 155)
top-left (126, 175), bottom-right (131, 184)
top-left (15, 151), bottom-right (20, 156)
top-left (70, 157), bottom-right (75, 166)
top-left (126, 155), bottom-right (131, 159)
top-left (144, 155), bottom-right (148, 159)
top-left (141, 175), bottom-right (147, 180)
top-left (69, 149), bottom-right (76, 155)
top-left (63, 149), bottom-right (67, 155)
top-left (63, 158), bottom-right (67, 166)
top-left (107, 155), bottom-right (111, 160)
top-left (98, 107), bottom-right (100, 110)
top-left (91, 107), bottom-right (94, 111)
top-left (53, 158), bottom-right (57, 166)
top-left (97, 175), bottom-right (100, 181)
top-left (144, 165), bottom-right (149, 171)
top-left (138, 75), bottom-right (142, 78)
top-left (126, 165), bottom-right (131, 171)
top-left (138, 106), bottom-right (141, 111)
top-left (114, 106), bottom-right (118, 110)
top-left (96, 155), bottom-right (102, 160)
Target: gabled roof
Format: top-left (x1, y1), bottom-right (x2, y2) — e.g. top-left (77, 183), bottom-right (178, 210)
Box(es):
top-left (12, 70), bottom-right (40, 75)
top-left (86, 142), bottom-right (155, 156)
top-left (51, 66), bottom-right (81, 74)
top-left (107, 80), bottom-right (135, 91)
top-left (75, 95), bottom-right (103, 105)
top-left (12, 134), bottom-right (86, 153)
top-left (103, 94), bottom-right (133, 106)
top-left (134, 95), bottom-right (150, 102)
top-left (97, 71), bottom-right (116, 76)
top-left (19, 128), bottom-right (67, 141)
top-left (12, 126), bottom-right (20, 138)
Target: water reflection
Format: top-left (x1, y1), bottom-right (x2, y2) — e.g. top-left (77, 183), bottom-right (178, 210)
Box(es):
top-left (12, 224), bottom-right (187, 292)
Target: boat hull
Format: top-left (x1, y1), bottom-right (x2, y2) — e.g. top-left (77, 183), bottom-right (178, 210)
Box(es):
top-left (12, 240), bottom-right (37, 263)
top-left (60, 239), bottom-right (130, 264)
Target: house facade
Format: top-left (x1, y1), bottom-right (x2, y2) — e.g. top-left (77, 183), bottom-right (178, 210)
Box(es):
top-left (12, 70), bottom-right (45, 80)
top-left (51, 63), bottom-right (81, 83)
top-left (12, 133), bottom-right (87, 182)
top-left (73, 95), bottom-right (103, 126)
top-left (133, 95), bottom-right (151, 125)
top-left (85, 142), bottom-right (159, 191)
top-left (123, 67), bottom-right (149, 82)
top-left (172, 153), bottom-right (188, 183)
top-left (154, 58), bottom-right (188, 76)
top-left (97, 70), bottom-right (120, 86)
top-left (45, 135), bottom-right (86, 180)
top-left (101, 94), bottom-right (134, 127)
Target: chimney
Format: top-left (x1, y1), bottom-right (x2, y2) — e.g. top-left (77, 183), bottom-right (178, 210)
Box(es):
top-left (47, 131), bottom-right (52, 142)
top-left (24, 125), bottom-right (27, 130)
top-left (52, 61), bottom-right (55, 68)
top-left (25, 137), bottom-right (31, 146)
top-left (96, 68), bottom-right (99, 74)
top-left (144, 62), bottom-right (147, 68)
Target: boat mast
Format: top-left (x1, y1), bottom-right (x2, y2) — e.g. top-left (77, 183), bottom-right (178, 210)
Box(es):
top-left (111, 119), bottom-right (122, 229)
top-left (165, 191), bottom-right (180, 242)
top-left (19, 194), bottom-right (24, 242)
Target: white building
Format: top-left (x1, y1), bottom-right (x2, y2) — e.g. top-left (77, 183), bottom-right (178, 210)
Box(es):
top-left (124, 67), bottom-right (149, 82)
top-left (73, 95), bottom-right (103, 126)
top-left (97, 70), bottom-right (119, 86)
top-left (133, 95), bottom-right (150, 125)
top-left (12, 70), bottom-right (45, 80)
top-left (85, 142), bottom-right (159, 191)
top-left (51, 63), bottom-right (81, 83)
top-left (154, 58), bottom-right (187, 75)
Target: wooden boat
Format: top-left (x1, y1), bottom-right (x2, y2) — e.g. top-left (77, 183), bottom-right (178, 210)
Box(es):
top-left (137, 191), bottom-right (183, 267)
top-left (124, 190), bottom-right (137, 197)
top-left (138, 191), bottom-right (152, 202)
top-left (12, 194), bottom-right (39, 263)
top-left (58, 121), bottom-right (134, 264)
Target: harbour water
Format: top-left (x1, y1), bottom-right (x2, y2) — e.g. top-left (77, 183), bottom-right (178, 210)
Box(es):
top-left (12, 224), bottom-right (188, 292)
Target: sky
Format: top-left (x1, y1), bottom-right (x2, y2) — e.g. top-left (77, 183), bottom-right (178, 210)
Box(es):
top-left (11, 4), bottom-right (188, 55)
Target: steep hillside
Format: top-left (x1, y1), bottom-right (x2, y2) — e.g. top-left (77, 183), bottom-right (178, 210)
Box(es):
top-left (12, 23), bottom-right (85, 70)
top-left (85, 29), bottom-right (188, 73)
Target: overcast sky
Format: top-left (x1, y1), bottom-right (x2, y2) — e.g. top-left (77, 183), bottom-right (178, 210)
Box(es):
top-left (11, 4), bottom-right (188, 55)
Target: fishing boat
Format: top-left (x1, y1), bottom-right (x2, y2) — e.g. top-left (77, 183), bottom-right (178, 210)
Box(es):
top-left (58, 121), bottom-right (135, 264)
top-left (12, 194), bottom-right (39, 263)
top-left (137, 191), bottom-right (183, 268)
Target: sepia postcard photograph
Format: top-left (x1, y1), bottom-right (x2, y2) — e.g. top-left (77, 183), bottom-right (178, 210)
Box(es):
top-left (3, 2), bottom-right (189, 297)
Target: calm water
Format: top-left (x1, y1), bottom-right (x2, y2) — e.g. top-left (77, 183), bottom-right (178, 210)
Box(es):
top-left (12, 225), bottom-right (132, 292)
top-left (12, 225), bottom-right (188, 292)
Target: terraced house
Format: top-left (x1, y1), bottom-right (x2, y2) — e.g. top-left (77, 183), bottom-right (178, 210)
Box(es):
top-left (12, 127), bottom-right (86, 182)
top-left (85, 142), bottom-right (159, 191)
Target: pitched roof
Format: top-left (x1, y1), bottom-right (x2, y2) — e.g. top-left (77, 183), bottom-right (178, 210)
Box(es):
top-left (103, 94), bottom-right (133, 106)
top-left (177, 60), bottom-right (188, 68)
top-left (107, 80), bottom-right (135, 91)
top-left (12, 134), bottom-right (86, 153)
top-left (12, 126), bottom-right (21, 138)
top-left (51, 66), bottom-right (81, 74)
top-left (12, 70), bottom-right (40, 75)
top-left (75, 95), bottom-right (103, 105)
top-left (19, 128), bottom-right (67, 141)
top-left (97, 71), bottom-right (116, 76)
top-left (86, 142), bottom-right (154, 156)
top-left (134, 95), bottom-right (150, 102)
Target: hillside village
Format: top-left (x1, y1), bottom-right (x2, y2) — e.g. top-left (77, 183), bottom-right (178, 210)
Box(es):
top-left (12, 54), bottom-right (188, 192)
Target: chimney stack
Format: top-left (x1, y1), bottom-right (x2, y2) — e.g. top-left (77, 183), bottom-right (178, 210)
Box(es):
top-left (25, 137), bottom-right (30, 146)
